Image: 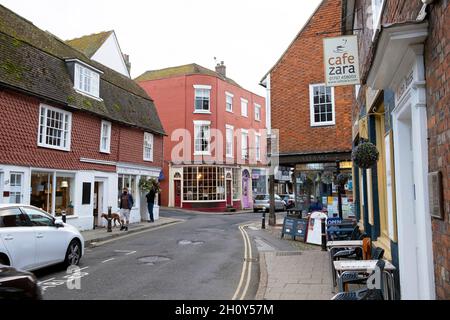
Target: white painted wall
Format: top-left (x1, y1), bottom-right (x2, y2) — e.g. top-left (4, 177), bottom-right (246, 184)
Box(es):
top-left (91, 33), bottom-right (130, 78)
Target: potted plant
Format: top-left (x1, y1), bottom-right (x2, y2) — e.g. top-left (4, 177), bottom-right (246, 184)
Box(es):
top-left (139, 177), bottom-right (161, 193)
top-left (352, 141), bottom-right (379, 169)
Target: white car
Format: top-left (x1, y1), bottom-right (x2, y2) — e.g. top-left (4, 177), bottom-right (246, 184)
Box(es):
top-left (0, 204), bottom-right (84, 271)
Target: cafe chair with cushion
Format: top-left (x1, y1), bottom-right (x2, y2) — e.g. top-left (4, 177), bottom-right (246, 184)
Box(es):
top-left (333, 260), bottom-right (386, 300)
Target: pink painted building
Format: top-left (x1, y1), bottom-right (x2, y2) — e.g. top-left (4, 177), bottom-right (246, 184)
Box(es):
top-left (137, 63), bottom-right (267, 212)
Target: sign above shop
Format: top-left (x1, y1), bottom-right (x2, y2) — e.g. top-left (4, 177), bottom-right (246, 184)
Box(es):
top-left (323, 35), bottom-right (360, 87)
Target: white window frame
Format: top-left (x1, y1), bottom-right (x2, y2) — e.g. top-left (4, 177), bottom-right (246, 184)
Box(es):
top-left (100, 120), bottom-right (111, 154)
top-left (254, 103), bottom-right (261, 121)
top-left (241, 129), bottom-right (248, 160)
top-left (225, 92), bottom-right (234, 113)
top-left (9, 172), bottom-right (24, 204)
top-left (143, 132), bottom-right (154, 162)
top-left (193, 120), bottom-right (211, 156)
top-left (371, 0), bottom-right (385, 41)
top-left (193, 85), bottom-right (212, 114)
top-left (226, 125), bottom-right (234, 158)
top-left (38, 104), bottom-right (72, 151)
top-left (255, 133), bottom-right (261, 161)
top-left (241, 98), bottom-right (248, 117)
top-left (74, 63), bottom-right (101, 100)
top-left (309, 84), bottom-right (335, 127)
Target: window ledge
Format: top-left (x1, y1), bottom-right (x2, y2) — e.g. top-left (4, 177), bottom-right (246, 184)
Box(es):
top-left (194, 152), bottom-right (211, 156)
top-left (193, 110), bottom-right (212, 114)
top-left (100, 150), bottom-right (111, 154)
top-left (310, 122), bottom-right (336, 127)
top-left (38, 144), bottom-right (70, 152)
top-left (226, 109), bottom-right (233, 113)
top-left (74, 89), bottom-right (103, 102)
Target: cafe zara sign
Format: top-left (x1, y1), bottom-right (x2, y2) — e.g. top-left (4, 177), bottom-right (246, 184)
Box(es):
top-left (323, 35), bottom-right (360, 87)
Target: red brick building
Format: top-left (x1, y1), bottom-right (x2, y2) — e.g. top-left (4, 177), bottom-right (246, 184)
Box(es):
top-left (137, 63), bottom-right (267, 212)
top-left (342, 0), bottom-right (449, 299)
top-left (0, 5), bottom-right (165, 230)
top-left (260, 0), bottom-right (354, 215)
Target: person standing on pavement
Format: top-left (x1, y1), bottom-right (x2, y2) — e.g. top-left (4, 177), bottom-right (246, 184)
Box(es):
top-left (146, 186), bottom-right (156, 223)
top-left (119, 187), bottom-right (133, 231)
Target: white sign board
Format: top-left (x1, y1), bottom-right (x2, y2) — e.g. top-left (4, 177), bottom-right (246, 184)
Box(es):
top-left (323, 35), bottom-right (360, 86)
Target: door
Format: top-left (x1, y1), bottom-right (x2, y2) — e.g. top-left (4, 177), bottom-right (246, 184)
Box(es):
top-left (242, 170), bottom-right (250, 209)
top-left (0, 207), bottom-right (35, 270)
top-left (174, 180), bottom-right (181, 208)
top-left (226, 180), bottom-right (232, 207)
top-left (22, 206), bottom-right (67, 267)
top-left (9, 173), bottom-right (23, 204)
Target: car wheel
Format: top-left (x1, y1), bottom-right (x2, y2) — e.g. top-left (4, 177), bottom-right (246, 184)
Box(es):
top-left (0, 254), bottom-right (9, 266)
top-left (64, 239), bottom-right (81, 267)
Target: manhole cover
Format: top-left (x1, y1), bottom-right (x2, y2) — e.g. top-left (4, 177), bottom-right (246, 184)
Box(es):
top-left (137, 256), bottom-right (171, 265)
top-left (178, 240), bottom-right (204, 246)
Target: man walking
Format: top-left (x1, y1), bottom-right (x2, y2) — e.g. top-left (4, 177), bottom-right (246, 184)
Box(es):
top-left (119, 187), bottom-right (133, 231)
top-left (146, 186), bottom-right (156, 223)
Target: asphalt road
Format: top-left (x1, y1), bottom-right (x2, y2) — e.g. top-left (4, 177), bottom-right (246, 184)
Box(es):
top-left (34, 209), bottom-right (261, 300)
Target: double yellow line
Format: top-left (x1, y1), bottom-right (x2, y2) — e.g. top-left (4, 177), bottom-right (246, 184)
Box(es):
top-left (232, 224), bottom-right (253, 300)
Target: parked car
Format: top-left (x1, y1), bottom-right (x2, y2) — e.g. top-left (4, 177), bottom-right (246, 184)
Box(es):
top-left (0, 204), bottom-right (84, 271)
top-left (253, 194), bottom-right (286, 212)
top-left (280, 194), bottom-right (295, 209)
top-left (0, 264), bottom-right (41, 300)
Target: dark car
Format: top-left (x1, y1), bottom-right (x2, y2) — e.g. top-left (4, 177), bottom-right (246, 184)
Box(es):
top-left (280, 194), bottom-right (295, 209)
top-left (0, 265), bottom-right (41, 300)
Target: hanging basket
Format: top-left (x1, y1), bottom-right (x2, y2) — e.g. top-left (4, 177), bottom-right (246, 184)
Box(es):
top-left (321, 171), bottom-right (334, 185)
top-left (139, 177), bottom-right (161, 193)
top-left (352, 142), bottom-right (379, 169)
top-left (335, 173), bottom-right (349, 186)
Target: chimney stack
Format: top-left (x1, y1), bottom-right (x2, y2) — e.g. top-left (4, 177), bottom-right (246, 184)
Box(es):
top-left (215, 61), bottom-right (226, 77)
top-left (123, 54), bottom-right (131, 74)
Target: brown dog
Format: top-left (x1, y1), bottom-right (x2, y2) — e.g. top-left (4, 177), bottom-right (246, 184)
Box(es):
top-left (101, 213), bottom-right (123, 228)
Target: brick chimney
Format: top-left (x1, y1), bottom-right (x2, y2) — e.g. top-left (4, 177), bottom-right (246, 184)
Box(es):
top-left (123, 54), bottom-right (131, 74)
top-left (215, 61), bottom-right (226, 77)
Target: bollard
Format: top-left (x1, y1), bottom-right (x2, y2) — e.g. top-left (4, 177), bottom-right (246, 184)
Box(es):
top-left (62, 211), bottom-right (67, 223)
top-left (107, 206), bottom-right (112, 233)
top-left (321, 218), bottom-right (327, 251)
top-left (262, 208), bottom-right (266, 229)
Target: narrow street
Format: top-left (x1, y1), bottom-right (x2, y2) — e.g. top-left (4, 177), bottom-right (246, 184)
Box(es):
top-left (34, 210), bottom-right (261, 300)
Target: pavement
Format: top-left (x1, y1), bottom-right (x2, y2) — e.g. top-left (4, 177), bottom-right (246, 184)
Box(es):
top-left (249, 214), bottom-right (334, 300)
top-left (82, 216), bottom-right (183, 248)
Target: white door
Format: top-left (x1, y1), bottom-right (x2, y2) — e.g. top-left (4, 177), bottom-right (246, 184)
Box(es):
top-left (22, 207), bottom-right (67, 267)
top-left (0, 207), bottom-right (36, 270)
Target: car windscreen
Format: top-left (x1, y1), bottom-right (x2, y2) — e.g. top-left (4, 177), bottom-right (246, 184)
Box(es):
top-left (255, 195), bottom-right (269, 200)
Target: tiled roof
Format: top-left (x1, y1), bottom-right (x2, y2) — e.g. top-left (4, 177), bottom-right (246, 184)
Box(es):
top-left (0, 5), bottom-right (165, 135)
top-left (66, 31), bottom-right (113, 58)
top-left (135, 63), bottom-right (241, 87)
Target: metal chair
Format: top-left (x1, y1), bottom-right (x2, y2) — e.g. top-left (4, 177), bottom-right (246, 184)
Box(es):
top-left (338, 255), bottom-right (385, 293)
top-left (332, 260), bottom-right (385, 300)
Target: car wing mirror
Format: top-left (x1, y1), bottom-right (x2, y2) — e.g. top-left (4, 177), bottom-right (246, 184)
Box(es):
top-left (54, 219), bottom-right (64, 228)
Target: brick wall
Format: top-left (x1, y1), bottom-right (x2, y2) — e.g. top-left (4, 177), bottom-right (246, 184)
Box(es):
top-left (270, 0), bottom-right (353, 155)
top-left (0, 88), bottom-right (164, 171)
top-left (425, 0), bottom-right (450, 300)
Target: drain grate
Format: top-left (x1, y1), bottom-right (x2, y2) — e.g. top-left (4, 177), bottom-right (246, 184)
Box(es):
top-left (276, 251), bottom-right (303, 256)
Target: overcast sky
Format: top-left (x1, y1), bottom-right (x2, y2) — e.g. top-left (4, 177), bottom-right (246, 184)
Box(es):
top-left (0, 0), bottom-right (322, 96)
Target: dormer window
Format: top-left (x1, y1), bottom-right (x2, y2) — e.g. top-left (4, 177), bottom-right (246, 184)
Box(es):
top-left (75, 64), bottom-right (100, 98)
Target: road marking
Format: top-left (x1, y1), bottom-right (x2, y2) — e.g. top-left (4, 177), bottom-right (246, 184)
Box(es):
top-left (232, 224), bottom-right (253, 300)
top-left (125, 251), bottom-right (137, 255)
top-left (89, 220), bottom-right (184, 247)
top-left (240, 226), bottom-right (253, 300)
top-left (102, 258), bottom-right (115, 263)
top-left (38, 277), bottom-right (55, 285)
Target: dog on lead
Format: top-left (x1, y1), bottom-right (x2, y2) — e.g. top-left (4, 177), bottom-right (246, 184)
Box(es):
top-left (101, 213), bottom-right (123, 228)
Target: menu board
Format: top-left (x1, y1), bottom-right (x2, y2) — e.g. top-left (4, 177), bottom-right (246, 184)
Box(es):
top-left (281, 217), bottom-right (308, 242)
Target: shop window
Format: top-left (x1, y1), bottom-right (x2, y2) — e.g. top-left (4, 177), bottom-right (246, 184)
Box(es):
top-left (30, 172), bottom-right (74, 216)
top-left (182, 167), bottom-right (225, 201)
top-left (118, 175), bottom-right (137, 207)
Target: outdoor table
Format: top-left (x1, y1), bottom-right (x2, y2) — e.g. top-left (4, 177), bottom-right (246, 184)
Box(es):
top-left (333, 260), bottom-right (396, 300)
top-left (327, 240), bottom-right (363, 291)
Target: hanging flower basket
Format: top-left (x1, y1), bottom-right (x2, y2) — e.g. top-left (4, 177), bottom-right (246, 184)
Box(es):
top-left (352, 142), bottom-right (379, 169)
top-left (335, 173), bottom-right (349, 186)
top-left (139, 177), bottom-right (161, 193)
top-left (321, 171), bottom-right (334, 185)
